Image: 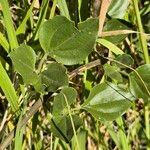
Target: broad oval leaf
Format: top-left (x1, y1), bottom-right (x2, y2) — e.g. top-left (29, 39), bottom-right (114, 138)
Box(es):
top-left (41, 63), bottom-right (69, 92)
top-left (129, 64), bottom-right (150, 103)
top-left (39, 16), bottom-right (98, 65)
top-left (39, 16), bottom-right (77, 53)
top-left (82, 83), bottom-right (135, 122)
top-left (108, 0), bottom-right (129, 19)
top-left (10, 44), bottom-right (38, 84)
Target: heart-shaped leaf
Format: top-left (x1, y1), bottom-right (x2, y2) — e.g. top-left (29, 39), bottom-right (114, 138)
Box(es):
top-left (41, 63), bottom-right (69, 92)
top-left (39, 16), bottom-right (98, 65)
top-left (10, 44), bottom-right (39, 84)
top-left (129, 64), bottom-right (150, 103)
top-left (82, 83), bottom-right (135, 122)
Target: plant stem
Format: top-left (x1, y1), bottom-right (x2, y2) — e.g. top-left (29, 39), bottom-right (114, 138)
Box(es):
top-left (132, 0), bottom-right (150, 64)
top-left (63, 93), bottom-right (80, 150)
top-left (131, 2), bottom-right (150, 150)
top-left (37, 53), bottom-right (48, 73)
top-left (116, 117), bottom-right (130, 150)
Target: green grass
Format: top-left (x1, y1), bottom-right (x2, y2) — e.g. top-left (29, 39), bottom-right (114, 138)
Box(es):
top-left (0, 0), bottom-right (150, 149)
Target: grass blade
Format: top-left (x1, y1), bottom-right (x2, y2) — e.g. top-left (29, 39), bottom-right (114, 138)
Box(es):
top-left (0, 0), bottom-right (18, 49)
top-left (116, 117), bottom-right (130, 150)
top-left (0, 63), bottom-right (19, 113)
top-left (16, 0), bottom-right (37, 35)
top-left (0, 32), bottom-right (9, 52)
top-left (97, 38), bottom-right (124, 55)
top-left (14, 113), bottom-right (24, 150)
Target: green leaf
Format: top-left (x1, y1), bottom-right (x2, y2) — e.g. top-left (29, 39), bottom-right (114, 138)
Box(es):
top-left (10, 44), bottom-right (39, 84)
top-left (78, 18), bottom-right (98, 34)
top-left (52, 87), bottom-right (77, 117)
top-left (51, 115), bottom-right (82, 143)
top-left (108, 0), bottom-right (129, 19)
top-left (0, 63), bottom-right (19, 113)
top-left (82, 83), bottom-right (135, 122)
top-left (39, 16), bottom-right (98, 65)
top-left (41, 63), bottom-right (69, 92)
top-left (103, 19), bottom-right (129, 44)
top-left (104, 64), bottom-right (123, 83)
top-left (115, 54), bottom-right (134, 68)
top-left (51, 87), bottom-right (81, 142)
top-left (57, 0), bottom-right (70, 19)
top-left (129, 64), bottom-right (150, 103)
top-left (39, 16), bottom-right (78, 53)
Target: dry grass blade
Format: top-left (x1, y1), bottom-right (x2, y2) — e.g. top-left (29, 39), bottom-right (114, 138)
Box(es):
top-left (98, 0), bottom-right (112, 36)
top-left (0, 99), bottom-right (42, 149)
top-left (101, 30), bottom-right (150, 37)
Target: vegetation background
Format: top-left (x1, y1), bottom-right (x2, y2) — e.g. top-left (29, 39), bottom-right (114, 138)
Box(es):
top-left (0, 0), bottom-right (150, 149)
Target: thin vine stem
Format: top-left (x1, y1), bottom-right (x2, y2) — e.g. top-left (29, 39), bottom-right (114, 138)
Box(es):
top-left (62, 93), bottom-right (80, 150)
top-left (97, 53), bottom-right (150, 97)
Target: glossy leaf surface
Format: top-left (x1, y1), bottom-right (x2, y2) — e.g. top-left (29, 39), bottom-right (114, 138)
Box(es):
top-left (83, 83), bottom-right (135, 122)
top-left (39, 16), bottom-right (98, 65)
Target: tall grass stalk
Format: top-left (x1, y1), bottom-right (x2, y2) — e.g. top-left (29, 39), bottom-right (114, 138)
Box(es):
top-left (132, 0), bottom-right (150, 64)
top-left (132, 1), bottom-right (150, 149)
top-left (1, 0), bottom-right (18, 50)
